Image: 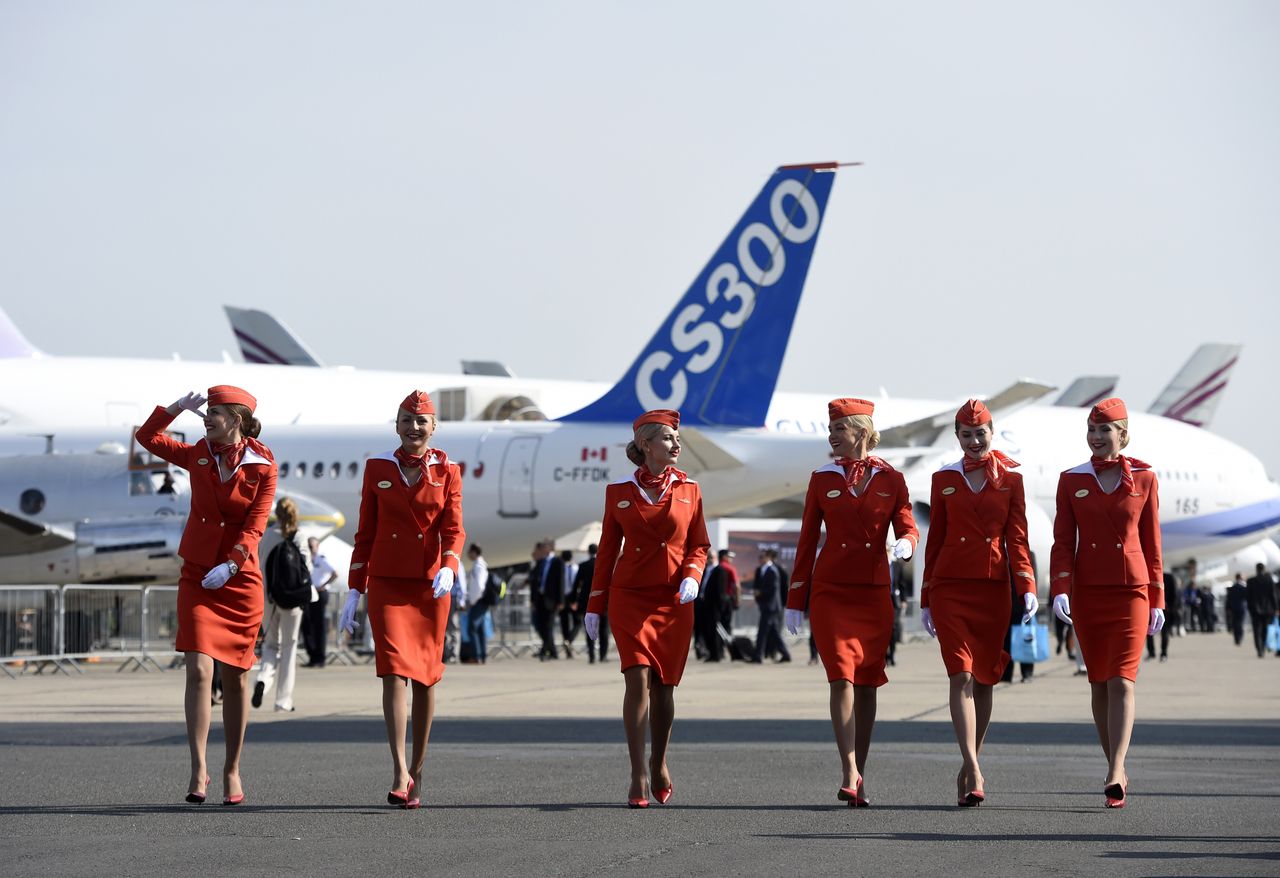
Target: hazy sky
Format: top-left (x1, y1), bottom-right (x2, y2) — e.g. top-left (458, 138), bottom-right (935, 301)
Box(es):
top-left (2, 2), bottom-right (1277, 472)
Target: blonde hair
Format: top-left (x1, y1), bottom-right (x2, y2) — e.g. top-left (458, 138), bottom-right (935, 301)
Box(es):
top-left (626, 421), bottom-right (667, 466)
top-left (1111, 417), bottom-right (1131, 450)
top-left (276, 497), bottom-right (299, 537)
top-left (837, 414), bottom-right (881, 451)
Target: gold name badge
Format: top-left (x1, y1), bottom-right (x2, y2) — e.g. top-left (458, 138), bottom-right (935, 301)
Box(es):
top-left (941, 486), bottom-right (956, 495)
top-left (197, 458), bottom-right (210, 466)
top-left (617, 500), bottom-right (631, 509)
top-left (826, 489), bottom-right (842, 498)
top-left (377, 480), bottom-right (393, 489)
top-left (1075, 489), bottom-right (1089, 498)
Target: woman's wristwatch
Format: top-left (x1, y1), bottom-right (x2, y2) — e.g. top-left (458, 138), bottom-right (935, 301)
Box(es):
top-left (226, 560), bottom-right (239, 576)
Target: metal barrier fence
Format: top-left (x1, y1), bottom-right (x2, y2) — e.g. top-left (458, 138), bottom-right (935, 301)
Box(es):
top-left (2, 579), bottom-right (815, 677)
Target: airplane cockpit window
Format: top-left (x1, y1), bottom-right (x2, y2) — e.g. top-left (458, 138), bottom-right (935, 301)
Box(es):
top-left (19, 488), bottom-right (45, 515)
top-left (347, 462), bottom-right (358, 478)
top-left (312, 462), bottom-right (324, 479)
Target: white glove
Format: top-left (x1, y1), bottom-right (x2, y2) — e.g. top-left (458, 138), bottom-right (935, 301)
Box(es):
top-left (891, 538), bottom-right (913, 561)
top-left (677, 576), bottom-right (699, 604)
top-left (784, 608), bottom-right (804, 635)
top-left (432, 567), bottom-right (455, 599)
top-left (921, 608), bottom-right (936, 638)
top-left (1053, 594), bottom-right (1072, 625)
top-left (201, 562), bottom-right (234, 590)
top-left (176, 391), bottom-right (207, 417)
top-left (339, 590), bottom-right (361, 634)
top-left (1022, 592), bottom-right (1039, 625)
top-left (584, 612), bottom-right (601, 641)
top-left (1148, 608), bottom-right (1165, 635)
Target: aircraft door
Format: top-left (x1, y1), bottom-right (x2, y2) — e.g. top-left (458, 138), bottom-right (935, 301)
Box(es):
top-left (498, 436), bottom-right (540, 518)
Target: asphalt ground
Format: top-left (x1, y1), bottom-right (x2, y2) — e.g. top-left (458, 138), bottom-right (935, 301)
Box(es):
top-left (1, 631), bottom-right (1278, 877)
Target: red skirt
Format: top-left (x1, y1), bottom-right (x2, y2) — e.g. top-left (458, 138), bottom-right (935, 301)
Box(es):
top-left (610, 585), bottom-right (694, 686)
top-left (176, 560), bottom-right (264, 670)
top-left (1072, 581), bottom-right (1148, 682)
top-left (368, 575), bottom-right (450, 687)
top-left (809, 581), bottom-right (893, 686)
top-left (930, 578), bottom-right (1011, 685)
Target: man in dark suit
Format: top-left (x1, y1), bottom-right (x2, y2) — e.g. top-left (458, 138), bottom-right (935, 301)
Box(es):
top-left (701, 550), bottom-right (734, 662)
top-left (570, 544), bottom-right (608, 663)
top-left (753, 549), bottom-right (790, 663)
top-left (527, 540), bottom-right (564, 660)
top-left (1246, 563), bottom-right (1278, 658)
top-left (1148, 571), bottom-right (1181, 661)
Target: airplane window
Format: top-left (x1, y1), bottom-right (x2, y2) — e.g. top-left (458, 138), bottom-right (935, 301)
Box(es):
top-left (20, 488), bottom-right (45, 515)
top-left (329, 462), bottom-right (341, 479)
top-left (297, 462), bottom-right (306, 479)
top-left (313, 462), bottom-right (324, 479)
top-left (348, 462), bottom-right (358, 478)
top-left (279, 462), bottom-right (290, 479)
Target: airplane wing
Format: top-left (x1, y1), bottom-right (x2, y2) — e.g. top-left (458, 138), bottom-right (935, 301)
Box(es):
top-left (677, 426), bottom-right (744, 475)
top-left (1148, 343), bottom-right (1242, 428)
top-left (878, 380), bottom-right (1056, 451)
top-left (223, 306), bottom-right (325, 367)
top-left (0, 509), bottom-right (75, 557)
top-left (1055, 375), bottom-right (1118, 408)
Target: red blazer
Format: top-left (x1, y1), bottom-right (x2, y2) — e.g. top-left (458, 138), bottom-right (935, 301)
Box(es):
top-left (921, 463), bottom-right (1035, 608)
top-left (586, 476), bottom-right (710, 615)
top-left (787, 463), bottom-right (919, 610)
top-left (135, 406), bottom-right (277, 571)
top-left (348, 452), bottom-right (465, 593)
top-left (1049, 461), bottom-right (1164, 608)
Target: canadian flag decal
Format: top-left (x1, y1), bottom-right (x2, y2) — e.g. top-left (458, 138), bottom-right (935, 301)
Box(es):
top-left (581, 446), bottom-right (608, 462)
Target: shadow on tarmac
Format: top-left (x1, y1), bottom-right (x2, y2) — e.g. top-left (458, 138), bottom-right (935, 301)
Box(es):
top-left (4, 717), bottom-right (1278, 748)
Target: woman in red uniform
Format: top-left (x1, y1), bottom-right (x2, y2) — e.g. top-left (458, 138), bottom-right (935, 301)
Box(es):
top-left (583, 410), bottom-right (710, 808)
top-left (1050, 398), bottom-right (1164, 808)
top-left (339, 390), bottom-right (464, 809)
top-left (920, 399), bottom-right (1038, 806)
top-left (136, 386), bottom-right (276, 806)
top-left (784, 398), bottom-right (918, 807)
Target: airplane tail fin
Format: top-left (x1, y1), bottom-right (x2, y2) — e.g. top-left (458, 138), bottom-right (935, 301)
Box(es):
top-left (1148, 343), bottom-right (1242, 428)
top-left (223, 306), bottom-right (325, 366)
top-left (1054, 375), bottom-right (1117, 408)
top-left (559, 163), bottom-right (843, 428)
top-left (0, 307), bottom-right (43, 359)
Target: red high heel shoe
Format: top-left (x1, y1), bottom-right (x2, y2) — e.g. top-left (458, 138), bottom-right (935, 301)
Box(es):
top-left (222, 792), bottom-right (245, 806)
top-left (405, 779), bottom-right (420, 810)
top-left (627, 794), bottom-right (649, 809)
top-left (853, 778), bottom-right (870, 808)
top-left (834, 778), bottom-right (865, 814)
top-left (185, 776), bottom-right (210, 804)
top-left (653, 783), bottom-right (674, 805)
top-left (963, 788), bottom-right (985, 807)
top-left (388, 778), bottom-right (414, 807)
top-left (1104, 775), bottom-right (1128, 809)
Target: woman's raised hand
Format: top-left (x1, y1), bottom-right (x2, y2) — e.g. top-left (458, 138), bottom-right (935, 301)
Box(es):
top-left (174, 392), bottom-right (207, 417)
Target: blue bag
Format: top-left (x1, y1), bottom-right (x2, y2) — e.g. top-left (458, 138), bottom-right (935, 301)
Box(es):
top-left (1266, 620), bottom-right (1280, 653)
top-left (1009, 620), bottom-right (1050, 664)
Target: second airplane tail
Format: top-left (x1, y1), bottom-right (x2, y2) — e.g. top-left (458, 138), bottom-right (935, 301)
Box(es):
top-left (1149, 343), bottom-right (1242, 428)
top-left (560, 163), bottom-right (842, 428)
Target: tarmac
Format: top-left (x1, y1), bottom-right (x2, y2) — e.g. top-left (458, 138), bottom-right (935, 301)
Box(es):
top-left (1, 629), bottom-right (1278, 877)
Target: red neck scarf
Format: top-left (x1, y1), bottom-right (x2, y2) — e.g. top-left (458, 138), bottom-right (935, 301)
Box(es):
top-left (962, 450), bottom-right (1020, 488)
top-left (1091, 455), bottom-right (1150, 492)
top-left (211, 437), bottom-right (272, 471)
top-left (834, 456), bottom-right (892, 490)
top-left (395, 446), bottom-right (437, 474)
top-left (635, 465), bottom-right (687, 494)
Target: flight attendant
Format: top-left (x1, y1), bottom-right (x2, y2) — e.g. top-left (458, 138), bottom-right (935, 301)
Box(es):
top-left (920, 399), bottom-right (1038, 807)
top-left (583, 410), bottom-right (710, 808)
top-left (136, 386), bottom-right (277, 806)
top-left (1050, 398), bottom-right (1164, 809)
top-left (339, 390), bottom-right (464, 810)
top-left (784, 398), bottom-right (918, 807)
